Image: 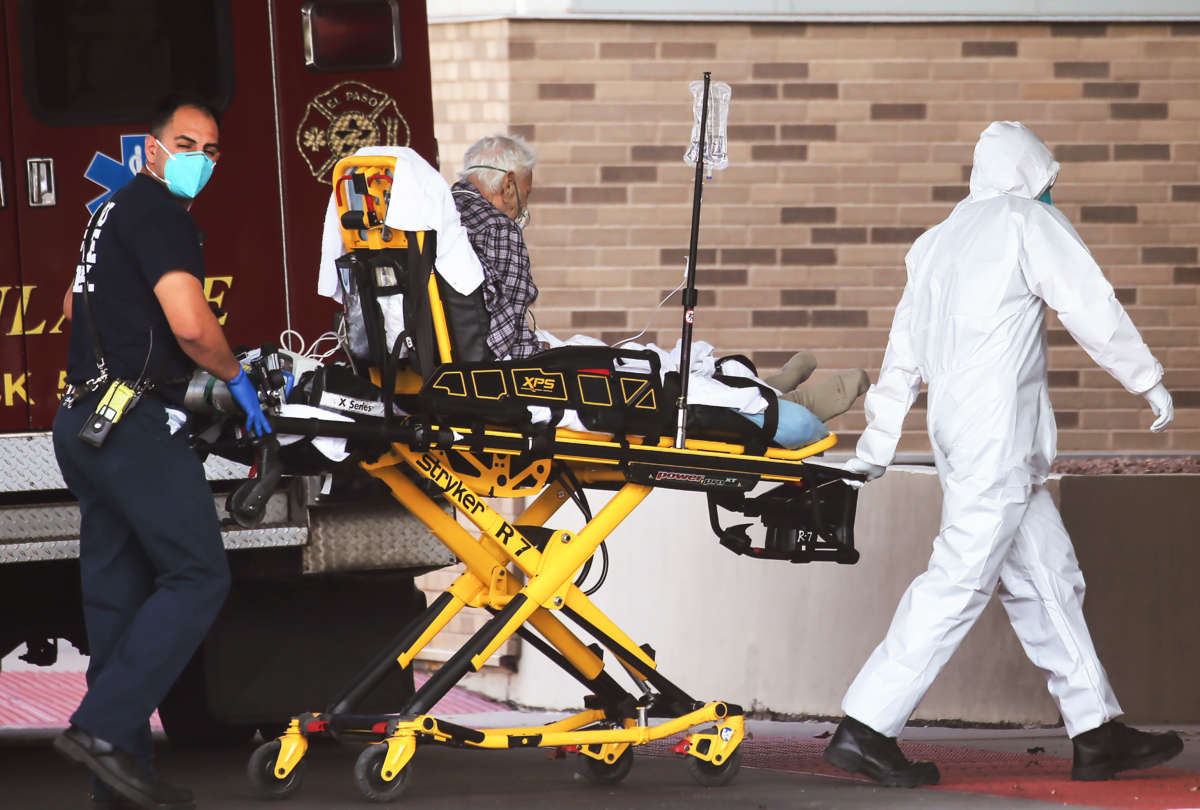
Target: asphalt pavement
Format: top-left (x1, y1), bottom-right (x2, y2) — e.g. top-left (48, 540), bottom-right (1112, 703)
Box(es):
top-left (3, 716), bottom-right (1198, 810)
top-left (0, 726), bottom-right (1058, 810)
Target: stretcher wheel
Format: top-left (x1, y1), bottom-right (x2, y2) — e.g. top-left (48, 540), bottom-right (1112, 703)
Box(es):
top-left (685, 741), bottom-right (742, 787)
top-left (247, 739), bottom-right (305, 799)
top-left (354, 743), bottom-right (412, 803)
top-left (576, 747), bottom-right (633, 785)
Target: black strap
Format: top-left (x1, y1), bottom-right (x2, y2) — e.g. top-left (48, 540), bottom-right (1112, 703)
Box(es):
top-left (78, 206), bottom-right (109, 378)
top-left (715, 354), bottom-right (758, 378)
top-left (712, 373), bottom-right (778, 455)
top-left (383, 329), bottom-right (409, 427)
top-left (78, 205), bottom-right (187, 395)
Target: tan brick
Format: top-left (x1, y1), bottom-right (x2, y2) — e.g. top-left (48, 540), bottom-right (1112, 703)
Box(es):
top-left (839, 205), bottom-right (900, 226)
top-left (1110, 59), bottom-right (1172, 80)
top-left (1170, 59), bottom-right (1200, 78)
top-left (926, 101), bottom-right (993, 121)
top-left (802, 101), bottom-right (873, 124)
top-left (534, 41), bottom-right (596, 60)
top-left (1111, 430), bottom-right (1172, 450)
top-left (599, 42), bottom-right (654, 59)
top-left (808, 60), bottom-right (875, 81)
top-left (538, 165), bottom-right (599, 185)
top-left (594, 80), bottom-right (675, 101)
top-left (871, 60), bottom-right (933, 80)
top-left (1142, 285), bottom-right (1197, 305)
top-left (560, 143), bottom-right (625, 164)
top-left (1020, 82), bottom-right (1083, 100)
top-left (991, 60), bottom-right (1059, 80)
top-left (1057, 430), bottom-right (1114, 451)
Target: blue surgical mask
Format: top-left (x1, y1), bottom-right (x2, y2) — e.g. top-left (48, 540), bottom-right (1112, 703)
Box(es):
top-left (1037, 187), bottom-right (1053, 206)
top-left (152, 137), bottom-right (215, 199)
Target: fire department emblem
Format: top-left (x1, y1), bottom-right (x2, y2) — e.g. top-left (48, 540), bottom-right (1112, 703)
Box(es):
top-left (296, 80), bottom-right (411, 183)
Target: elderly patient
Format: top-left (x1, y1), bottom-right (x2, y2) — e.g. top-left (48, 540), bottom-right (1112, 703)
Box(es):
top-left (450, 134), bottom-right (868, 449)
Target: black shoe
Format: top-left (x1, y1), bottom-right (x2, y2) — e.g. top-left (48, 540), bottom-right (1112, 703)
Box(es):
top-left (1071, 720), bottom-right (1184, 781)
top-left (822, 716), bottom-right (940, 788)
top-left (53, 726), bottom-right (194, 810)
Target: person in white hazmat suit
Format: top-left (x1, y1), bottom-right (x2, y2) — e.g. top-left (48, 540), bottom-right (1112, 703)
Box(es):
top-left (823, 121), bottom-right (1182, 787)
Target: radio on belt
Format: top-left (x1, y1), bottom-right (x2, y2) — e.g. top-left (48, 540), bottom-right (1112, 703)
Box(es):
top-left (78, 380), bottom-right (142, 448)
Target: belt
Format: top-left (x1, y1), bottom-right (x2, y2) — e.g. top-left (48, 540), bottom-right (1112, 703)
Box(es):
top-left (62, 380), bottom-right (172, 410)
top-left (61, 380), bottom-right (104, 409)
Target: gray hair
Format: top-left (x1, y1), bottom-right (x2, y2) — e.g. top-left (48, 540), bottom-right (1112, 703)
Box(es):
top-left (459, 134), bottom-right (537, 194)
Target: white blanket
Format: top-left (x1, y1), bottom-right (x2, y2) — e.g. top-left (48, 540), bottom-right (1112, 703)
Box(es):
top-left (276, 403), bottom-right (353, 461)
top-left (318, 147), bottom-right (485, 351)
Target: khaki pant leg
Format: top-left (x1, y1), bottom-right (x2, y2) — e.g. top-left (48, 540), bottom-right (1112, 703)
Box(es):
top-left (780, 369), bottom-right (870, 421)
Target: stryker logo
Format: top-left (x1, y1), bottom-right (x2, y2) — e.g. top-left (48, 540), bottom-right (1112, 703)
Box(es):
top-left (415, 453), bottom-right (486, 515)
top-left (413, 453), bottom-right (534, 555)
top-left (655, 471), bottom-right (705, 483)
top-left (319, 391), bottom-right (385, 418)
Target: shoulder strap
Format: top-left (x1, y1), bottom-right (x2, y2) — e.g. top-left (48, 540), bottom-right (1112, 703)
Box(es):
top-left (714, 354), bottom-right (758, 378)
top-left (710, 373), bottom-right (779, 455)
top-left (79, 205), bottom-right (110, 380)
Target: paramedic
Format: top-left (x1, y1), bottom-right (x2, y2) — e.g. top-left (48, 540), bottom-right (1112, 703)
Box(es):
top-left (824, 121), bottom-right (1182, 787)
top-left (52, 95), bottom-right (270, 810)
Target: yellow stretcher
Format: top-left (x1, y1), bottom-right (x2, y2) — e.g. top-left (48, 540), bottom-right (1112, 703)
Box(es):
top-left (242, 156), bottom-right (863, 802)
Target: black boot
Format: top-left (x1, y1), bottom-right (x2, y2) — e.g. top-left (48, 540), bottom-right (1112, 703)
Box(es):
top-left (822, 716), bottom-right (940, 788)
top-left (53, 725), bottom-right (194, 809)
top-left (1071, 721), bottom-right (1183, 781)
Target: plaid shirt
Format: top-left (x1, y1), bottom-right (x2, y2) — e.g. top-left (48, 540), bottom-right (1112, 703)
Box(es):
top-left (451, 180), bottom-right (540, 359)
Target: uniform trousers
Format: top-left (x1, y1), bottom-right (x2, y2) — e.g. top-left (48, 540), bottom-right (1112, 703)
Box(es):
top-left (53, 394), bottom-right (230, 768)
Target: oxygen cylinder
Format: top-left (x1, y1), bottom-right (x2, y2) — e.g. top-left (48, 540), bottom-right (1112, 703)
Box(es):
top-left (184, 369), bottom-right (238, 416)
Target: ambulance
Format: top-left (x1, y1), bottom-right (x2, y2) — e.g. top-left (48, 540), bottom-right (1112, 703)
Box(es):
top-left (0, 0), bottom-right (446, 743)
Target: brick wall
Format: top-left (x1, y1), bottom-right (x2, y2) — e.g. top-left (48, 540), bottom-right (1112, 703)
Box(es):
top-left (429, 19), bottom-right (1200, 456)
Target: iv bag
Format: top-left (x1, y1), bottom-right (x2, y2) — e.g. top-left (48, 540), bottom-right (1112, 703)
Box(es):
top-left (684, 80), bottom-right (731, 172)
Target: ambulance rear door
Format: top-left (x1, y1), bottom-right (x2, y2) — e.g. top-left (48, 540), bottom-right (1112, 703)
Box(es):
top-left (265, 0), bottom-right (438, 342)
top-left (3, 0), bottom-right (289, 430)
top-left (0, 2), bottom-right (29, 431)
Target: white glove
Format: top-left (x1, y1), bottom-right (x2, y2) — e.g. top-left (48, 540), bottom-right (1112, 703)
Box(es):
top-left (1144, 383), bottom-right (1174, 433)
top-left (843, 456), bottom-right (886, 485)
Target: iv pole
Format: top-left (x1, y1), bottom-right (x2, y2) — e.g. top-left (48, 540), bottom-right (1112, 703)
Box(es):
top-left (674, 71), bottom-right (712, 449)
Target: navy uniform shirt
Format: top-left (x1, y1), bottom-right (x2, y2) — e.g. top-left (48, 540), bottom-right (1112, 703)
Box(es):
top-left (66, 174), bottom-right (204, 408)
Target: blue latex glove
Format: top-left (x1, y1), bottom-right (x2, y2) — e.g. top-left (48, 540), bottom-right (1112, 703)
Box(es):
top-left (282, 370), bottom-right (295, 398)
top-left (227, 367), bottom-right (273, 435)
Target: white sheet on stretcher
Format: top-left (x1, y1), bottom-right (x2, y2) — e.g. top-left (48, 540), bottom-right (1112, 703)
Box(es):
top-left (317, 147), bottom-right (485, 353)
top-left (277, 403), bottom-right (352, 461)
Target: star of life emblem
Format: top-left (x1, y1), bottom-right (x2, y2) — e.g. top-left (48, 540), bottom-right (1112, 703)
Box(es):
top-left (83, 134), bottom-right (145, 213)
top-left (296, 80), bottom-right (411, 183)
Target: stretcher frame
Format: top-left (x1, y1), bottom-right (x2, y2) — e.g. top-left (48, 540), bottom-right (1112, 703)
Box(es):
top-left (245, 156), bottom-right (863, 802)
